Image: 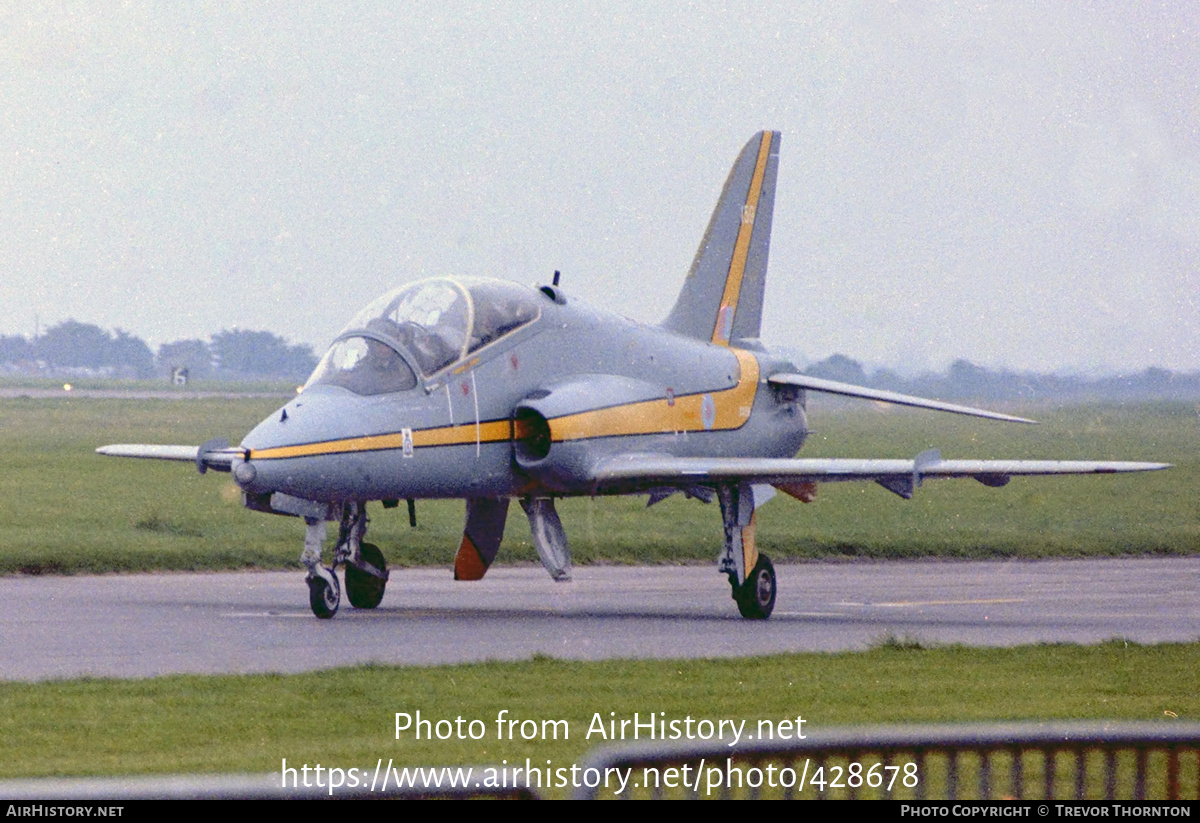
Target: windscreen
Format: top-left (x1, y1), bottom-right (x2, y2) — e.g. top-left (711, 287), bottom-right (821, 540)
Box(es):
top-left (305, 336), bottom-right (419, 395)
top-left (331, 277), bottom-right (541, 379)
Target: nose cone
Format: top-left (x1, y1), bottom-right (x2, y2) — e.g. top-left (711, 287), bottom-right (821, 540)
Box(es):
top-left (240, 392), bottom-right (326, 454)
top-left (236, 387), bottom-right (376, 499)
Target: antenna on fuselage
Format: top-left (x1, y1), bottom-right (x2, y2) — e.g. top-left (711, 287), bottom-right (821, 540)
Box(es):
top-left (552, 270), bottom-right (561, 286)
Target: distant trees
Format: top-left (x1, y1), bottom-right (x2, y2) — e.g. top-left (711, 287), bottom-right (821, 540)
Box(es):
top-left (802, 354), bottom-right (1200, 402)
top-left (28, 320), bottom-right (154, 378)
top-left (36, 320), bottom-right (114, 370)
top-left (108, 330), bottom-right (155, 378)
top-left (1, 321), bottom-right (1196, 399)
top-left (0, 320), bottom-right (318, 381)
top-left (805, 353), bottom-right (869, 384)
top-left (0, 334), bottom-right (32, 363)
top-left (210, 329), bottom-right (318, 380)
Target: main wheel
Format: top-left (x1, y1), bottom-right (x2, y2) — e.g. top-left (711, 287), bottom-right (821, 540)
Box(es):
top-left (345, 543), bottom-right (388, 609)
top-left (734, 555), bottom-right (776, 620)
top-left (308, 573), bottom-right (340, 619)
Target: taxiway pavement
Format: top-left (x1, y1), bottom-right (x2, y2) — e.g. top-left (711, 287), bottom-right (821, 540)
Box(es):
top-left (2, 558), bottom-right (1197, 681)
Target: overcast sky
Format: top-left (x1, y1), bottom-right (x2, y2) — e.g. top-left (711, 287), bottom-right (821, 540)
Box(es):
top-left (2, 3), bottom-right (1197, 374)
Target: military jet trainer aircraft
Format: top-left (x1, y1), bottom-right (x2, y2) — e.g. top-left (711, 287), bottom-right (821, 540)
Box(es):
top-left (99, 131), bottom-right (1169, 620)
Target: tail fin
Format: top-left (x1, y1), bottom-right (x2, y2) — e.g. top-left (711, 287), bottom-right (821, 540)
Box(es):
top-left (662, 131), bottom-right (780, 345)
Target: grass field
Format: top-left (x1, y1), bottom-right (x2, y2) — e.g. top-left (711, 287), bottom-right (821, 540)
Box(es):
top-left (1, 641), bottom-right (1195, 792)
top-left (0, 396), bottom-right (1194, 574)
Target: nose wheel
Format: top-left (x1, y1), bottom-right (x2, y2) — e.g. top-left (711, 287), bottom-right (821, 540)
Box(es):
top-left (307, 570), bottom-right (341, 619)
top-left (345, 542), bottom-right (388, 609)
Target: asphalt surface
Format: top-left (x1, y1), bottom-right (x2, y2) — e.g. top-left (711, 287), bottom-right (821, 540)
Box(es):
top-left (2, 558), bottom-right (1197, 681)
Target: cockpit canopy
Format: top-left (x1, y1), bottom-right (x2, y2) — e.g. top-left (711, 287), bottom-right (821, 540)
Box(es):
top-left (305, 277), bottom-right (541, 395)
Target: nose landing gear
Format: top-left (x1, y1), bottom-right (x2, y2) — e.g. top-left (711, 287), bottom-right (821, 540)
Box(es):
top-left (301, 503), bottom-right (390, 619)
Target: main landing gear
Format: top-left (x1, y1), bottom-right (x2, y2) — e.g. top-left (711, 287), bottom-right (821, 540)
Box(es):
top-left (733, 555), bottom-right (776, 620)
top-left (301, 502), bottom-right (389, 619)
top-left (717, 482), bottom-right (778, 620)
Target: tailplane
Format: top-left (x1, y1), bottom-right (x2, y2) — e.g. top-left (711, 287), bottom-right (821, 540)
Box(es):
top-left (662, 131), bottom-right (780, 345)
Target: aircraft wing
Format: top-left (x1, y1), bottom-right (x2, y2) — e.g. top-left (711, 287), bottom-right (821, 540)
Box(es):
top-left (96, 440), bottom-right (244, 474)
top-left (591, 452), bottom-right (1170, 499)
top-left (767, 373), bottom-right (1037, 424)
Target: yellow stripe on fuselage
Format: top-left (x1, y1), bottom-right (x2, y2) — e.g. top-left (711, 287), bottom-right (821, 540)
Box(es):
top-left (712, 132), bottom-right (773, 345)
top-left (249, 350), bottom-right (760, 460)
top-left (249, 420), bottom-right (512, 460)
top-left (548, 349), bottom-right (758, 441)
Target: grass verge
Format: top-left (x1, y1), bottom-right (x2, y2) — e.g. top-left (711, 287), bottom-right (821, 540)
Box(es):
top-left (0, 398), bottom-right (1195, 574)
top-left (2, 640), bottom-right (1196, 791)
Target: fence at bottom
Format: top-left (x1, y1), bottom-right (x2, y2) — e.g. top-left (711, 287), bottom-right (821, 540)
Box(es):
top-left (573, 721), bottom-right (1200, 800)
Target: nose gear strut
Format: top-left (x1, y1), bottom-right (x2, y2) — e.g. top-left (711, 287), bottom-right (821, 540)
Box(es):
top-left (301, 502), bottom-right (389, 618)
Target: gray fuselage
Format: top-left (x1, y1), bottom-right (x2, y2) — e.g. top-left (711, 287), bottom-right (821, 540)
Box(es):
top-left (237, 279), bottom-right (809, 504)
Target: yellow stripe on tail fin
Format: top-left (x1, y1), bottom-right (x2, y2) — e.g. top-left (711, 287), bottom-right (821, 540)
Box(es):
top-left (662, 131), bottom-right (780, 345)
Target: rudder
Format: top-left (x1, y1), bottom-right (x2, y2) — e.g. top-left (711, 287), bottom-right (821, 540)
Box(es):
top-left (662, 131), bottom-right (780, 345)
